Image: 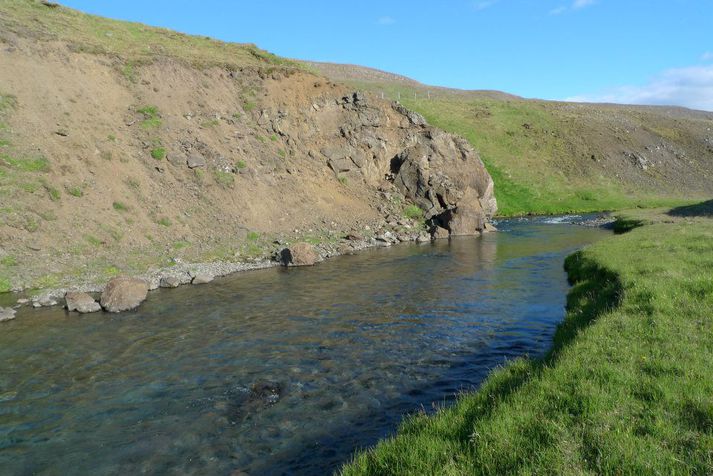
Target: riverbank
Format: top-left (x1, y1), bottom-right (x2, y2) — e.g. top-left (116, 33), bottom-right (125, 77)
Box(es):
top-left (341, 202), bottom-right (713, 474)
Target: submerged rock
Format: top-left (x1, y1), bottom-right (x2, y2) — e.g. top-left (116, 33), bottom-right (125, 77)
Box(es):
top-left (280, 242), bottom-right (317, 266)
top-left (0, 307), bottom-right (16, 323)
top-left (100, 277), bottom-right (148, 313)
top-left (192, 273), bottom-right (214, 284)
top-left (65, 292), bottom-right (101, 314)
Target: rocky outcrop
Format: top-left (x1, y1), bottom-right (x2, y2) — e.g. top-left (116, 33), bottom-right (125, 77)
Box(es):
top-left (65, 292), bottom-right (101, 313)
top-left (192, 273), bottom-right (214, 284)
top-left (100, 277), bottom-right (149, 313)
top-left (0, 307), bottom-right (16, 323)
top-left (280, 242), bottom-right (318, 266)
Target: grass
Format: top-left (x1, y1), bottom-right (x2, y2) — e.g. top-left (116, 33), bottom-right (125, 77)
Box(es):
top-left (247, 231), bottom-right (260, 242)
top-left (1, 154), bottom-right (50, 172)
top-left (0, 276), bottom-right (10, 293)
top-left (137, 105), bottom-right (162, 129)
top-left (150, 147), bottom-right (166, 160)
top-left (201, 119), bottom-right (221, 128)
top-left (84, 234), bottom-right (102, 246)
top-left (236, 159), bottom-right (247, 170)
top-left (214, 170), bottom-right (234, 187)
top-left (0, 0), bottom-right (299, 71)
top-left (112, 201), bottom-right (129, 211)
top-left (338, 176), bottom-right (348, 185)
top-left (66, 185), bottom-right (83, 197)
top-left (0, 255), bottom-right (17, 267)
top-left (403, 204), bottom-right (423, 220)
top-left (277, 149), bottom-right (286, 158)
top-left (157, 217), bottom-right (172, 227)
top-left (343, 205), bottom-right (713, 475)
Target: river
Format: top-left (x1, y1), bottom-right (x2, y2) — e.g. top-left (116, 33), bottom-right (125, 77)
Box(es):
top-left (0, 216), bottom-right (610, 475)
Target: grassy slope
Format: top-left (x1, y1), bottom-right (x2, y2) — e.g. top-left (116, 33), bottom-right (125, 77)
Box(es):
top-left (0, 0), bottom-right (294, 69)
top-left (342, 205), bottom-right (713, 474)
top-left (337, 80), bottom-right (710, 216)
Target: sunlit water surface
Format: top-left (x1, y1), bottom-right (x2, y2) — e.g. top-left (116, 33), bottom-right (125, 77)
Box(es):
top-left (0, 217), bottom-right (609, 475)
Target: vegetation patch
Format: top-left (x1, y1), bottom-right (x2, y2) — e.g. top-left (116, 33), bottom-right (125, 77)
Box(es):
top-left (66, 185), bottom-right (83, 197)
top-left (213, 170), bottom-right (234, 187)
top-left (1, 154), bottom-right (50, 172)
top-left (112, 201), bottom-right (129, 212)
top-left (150, 147), bottom-right (166, 160)
top-left (137, 105), bottom-right (161, 129)
top-left (236, 159), bottom-right (247, 170)
top-left (403, 204), bottom-right (423, 220)
top-left (157, 217), bottom-right (172, 227)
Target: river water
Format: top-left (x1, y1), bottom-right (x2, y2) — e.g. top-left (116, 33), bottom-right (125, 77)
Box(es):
top-left (0, 217), bottom-right (609, 475)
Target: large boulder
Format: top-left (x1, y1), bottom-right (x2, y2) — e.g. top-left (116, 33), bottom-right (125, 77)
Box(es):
top-left (389, 130), bottom-right (496, 235)
top-left (280, 242), bottom-right (318, 266)
top-left (0, 307), bottom-right (16, 323)
top-left (65, 292), bottom-right (101, 314)
top-left (100, 277), bottom-right (149, 313)
top-left (192, 273), bottom-right (214, 284)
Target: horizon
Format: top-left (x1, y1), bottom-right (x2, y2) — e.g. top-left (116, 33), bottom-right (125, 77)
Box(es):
top-left (45, 1), bottom-right (713, 111)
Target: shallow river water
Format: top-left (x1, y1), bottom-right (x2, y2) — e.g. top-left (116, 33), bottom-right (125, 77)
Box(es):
top-left (0, 217), bottom-right (609, 475)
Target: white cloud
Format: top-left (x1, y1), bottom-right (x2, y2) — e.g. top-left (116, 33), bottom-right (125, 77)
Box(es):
top-left (566, 65), bottom-right (713, 112)
top-left (376, 16), bottom-right (395, 26)
top-left (550, 0), bottom-right (597, 14)
top-left (473, 0), bottom-right (499, 11)
top-left (573, 0), bottom-right (596, 9)
top-left (702, 52), bottom-right (713, 62)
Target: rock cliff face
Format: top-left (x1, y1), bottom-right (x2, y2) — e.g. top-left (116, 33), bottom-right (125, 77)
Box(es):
top-left (257, 88), bottom-right (497, 236)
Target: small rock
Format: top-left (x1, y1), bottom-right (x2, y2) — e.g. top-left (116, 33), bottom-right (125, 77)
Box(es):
top-left (160, 276), bottom-right (181, 288)
top-left (432, 226), bottom-right (450, 240)
top-left (484, 222), bottom-right (498, 233)
top-left (100, 277), bottom-right (149, 313)
top-left (65, 292), bottom-right (101, 314)
top-left (0, 307), bottom-right (16, 323)
top-left (192, 273), bottom-right (214, 284)
top-left (16, 298), bottom-right (29, 305)
top-left (416, 233), bottom-right (431, 243)
top-left (33, 295), bottom-right (58, 308)
top-left (280, 242), bottom-right (318, 266)
top-left (187, 154), bottom-right (206, 169)
top-left (345, 232), bottom-right (364, 241)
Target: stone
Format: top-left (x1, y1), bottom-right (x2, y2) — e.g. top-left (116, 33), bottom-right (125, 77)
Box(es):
top-left (33, 295), bottom-right (58, 308)
top-left (192, 273), bottom-right (214, 284)
top-left (187, 154), bottom-right (206, 169)
top-left (100, 277), bottom-right (149, 313)
top-left (484, 222), bottom-right (498, 233)
top-left (416, 233), bottom-right (431, 243)
top-left (0, 307), bottom-right (16, 323)
top-left (159, 276), bottom-right (181, 288)
top-left (280, 242), bottom-right (317, 266)
top-left (65, 292), bottom-right (101, 314)
top-left (432, 226), bottom-right (450, 240)
top-left (345, 232), bottom-right (364, 241)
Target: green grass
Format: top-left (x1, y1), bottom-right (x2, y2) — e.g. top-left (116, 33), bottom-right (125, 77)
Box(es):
top-left (243, 100), bottom-right (257, 112)
top-left (0, 276), bottom-right (11, 293)
top-left (247, 231), bottom-right (260, 242)
top-left (214, 170), bottom-right (234, 187)
top-left (0, 0), bottom-right (298, 71)
top-left (343, 206), bottom-right (713, 475)
top-left (85, 234), bottom-right (102, 246)
top-left (157, 217), bottom-right (172, 227)
top-left (1, 154), bottom-right (50, 172)
top-left (403, 204), bottom-right (423, 220)
top-left (172, 240), bottom-right (190, 250)
top-left (277, 149), bottom-right (286, 158)
top-left (201, 119), bottom-right (220, 128)
top-left (338, 176), bottom-right (348, 185)
top-left (137, 105), bottom-right (162, 129)
top-left (150, 147), bottom-right (166, 160)
top-left (236, 159), bottom-right (247, 170)
top-left (0, 255), bottom-right (17, 267)
top-left (112, 201), bottom-right (129, 212)
top-left (66, 185), bottom-right (83, 197)
top-left (270, 134), bottom-right (278, 142)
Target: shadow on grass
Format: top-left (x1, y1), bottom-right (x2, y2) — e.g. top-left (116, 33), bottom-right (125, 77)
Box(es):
top-left (668, 199), bottom-right (713, 218)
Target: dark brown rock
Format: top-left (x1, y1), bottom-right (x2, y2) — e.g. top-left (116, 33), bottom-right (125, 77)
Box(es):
top-left (280, 242), bottom-right (318, 266)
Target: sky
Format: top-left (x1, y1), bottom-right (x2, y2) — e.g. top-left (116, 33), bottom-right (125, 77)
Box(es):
top-left (59, 0), bottom-right (713, 111)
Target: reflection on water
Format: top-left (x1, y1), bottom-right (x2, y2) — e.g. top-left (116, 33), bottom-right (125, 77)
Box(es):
top-left (0, 218), bottom-right (609, 475)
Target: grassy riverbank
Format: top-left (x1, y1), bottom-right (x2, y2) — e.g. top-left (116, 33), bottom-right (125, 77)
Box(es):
top-left (342, 203), bottom-right (713, 474)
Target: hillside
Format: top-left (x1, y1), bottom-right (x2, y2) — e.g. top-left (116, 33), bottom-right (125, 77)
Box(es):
top-left (0, 0), bottom-right (495, 297)
top-left (307, 63), bottom-right (713, 216)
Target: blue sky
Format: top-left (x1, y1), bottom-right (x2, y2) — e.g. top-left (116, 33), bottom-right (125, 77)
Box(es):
top-left (60, 1), bottom-right (713, 110)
